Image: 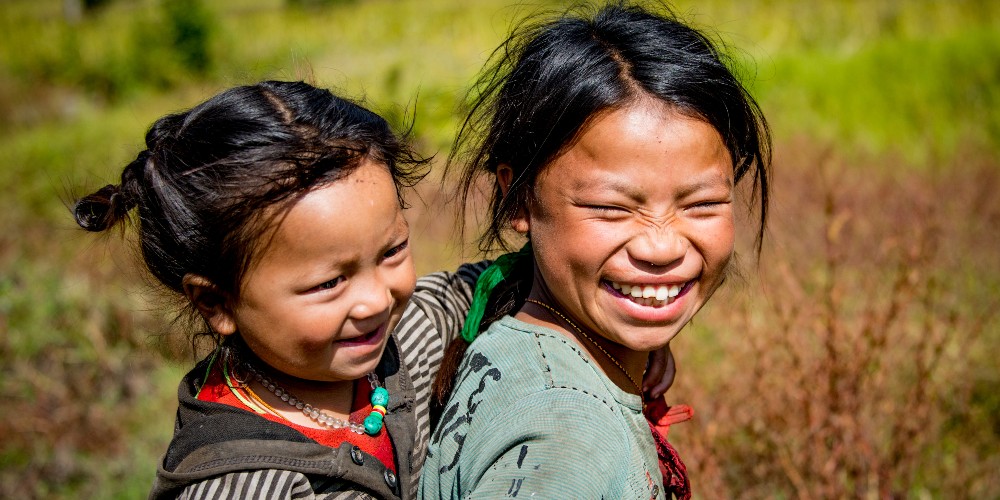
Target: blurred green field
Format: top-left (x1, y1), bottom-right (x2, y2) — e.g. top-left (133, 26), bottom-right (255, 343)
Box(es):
top-left (1, 0), bottom-right (998, 497)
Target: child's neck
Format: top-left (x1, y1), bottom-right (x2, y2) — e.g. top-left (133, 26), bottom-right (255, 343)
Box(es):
top-left (249, 363), bottom-right (358, 429)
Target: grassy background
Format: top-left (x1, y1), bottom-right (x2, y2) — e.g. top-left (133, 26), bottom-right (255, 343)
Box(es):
top-left (1, 0), bottom-right (997, 497)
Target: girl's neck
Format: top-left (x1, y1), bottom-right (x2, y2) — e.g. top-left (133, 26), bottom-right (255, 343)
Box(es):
top-left (516, 286), bottom-right (646, 396)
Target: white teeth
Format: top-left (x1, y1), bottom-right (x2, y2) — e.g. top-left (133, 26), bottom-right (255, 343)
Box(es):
top-left (610, 280), bottom-right (686, 306)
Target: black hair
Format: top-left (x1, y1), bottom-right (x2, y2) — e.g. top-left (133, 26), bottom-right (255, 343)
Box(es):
top-left (74, 80), bottom-right (428, 350)
top-left (432, 1), bottom-right (772, 418)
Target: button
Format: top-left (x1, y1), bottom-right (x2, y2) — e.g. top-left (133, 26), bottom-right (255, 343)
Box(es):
top-left (384, 469), bottom-right (397, 489)
top-left (350, 446), bottom-right (364, 465)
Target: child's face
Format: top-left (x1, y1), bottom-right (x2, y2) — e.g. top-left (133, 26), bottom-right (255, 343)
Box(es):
top-left (521, 101), bottom-right (734, 353)
top-left (225, 159), bottom-right (416, 382)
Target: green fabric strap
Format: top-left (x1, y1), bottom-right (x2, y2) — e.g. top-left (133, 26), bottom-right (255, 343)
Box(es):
top-left (461, 243), bottom-right (531, 342)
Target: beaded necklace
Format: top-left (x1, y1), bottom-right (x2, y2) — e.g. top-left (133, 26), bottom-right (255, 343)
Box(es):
top-left (525, 298), bottom-right (643, 395)
top-left (246, 365), bottom-right (390, 436)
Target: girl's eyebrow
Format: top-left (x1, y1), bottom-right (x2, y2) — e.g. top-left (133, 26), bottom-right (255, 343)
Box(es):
top-left (675, 175), bottom-right (734, 200)
top-left (570, 175), bottom-right (643, 199)
top-left (570, 171), bottom-right (733, 200)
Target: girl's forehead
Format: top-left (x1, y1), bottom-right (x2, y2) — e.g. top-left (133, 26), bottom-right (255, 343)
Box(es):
top-left (547, 100), bottom-right (723, 161)
top-left (249, 161), bottom-right (404, 262)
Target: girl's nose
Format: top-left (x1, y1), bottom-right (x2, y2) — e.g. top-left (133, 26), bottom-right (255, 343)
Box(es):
top-left (627, 224), bottom-right (688, 268)
top-left (350, 275), bottom-right (393, 320)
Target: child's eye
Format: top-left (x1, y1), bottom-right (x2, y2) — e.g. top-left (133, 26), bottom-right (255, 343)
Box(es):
top-left (584, 204), bottom-right (628, 213)
top-left (383, 239), bottom-right (409, 259)
top-left (687, 199), bottom-right (730, 212)
top-left (310, 276), bottom-right (345, 293)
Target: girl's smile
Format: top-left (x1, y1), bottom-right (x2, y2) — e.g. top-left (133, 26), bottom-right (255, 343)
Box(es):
top-left (604, 279), bottom-right (694, 322)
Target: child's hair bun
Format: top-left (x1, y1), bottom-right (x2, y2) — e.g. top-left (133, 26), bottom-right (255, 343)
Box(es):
top-left (74, 183), bottom-right (128, 232)
top-left (74, 151), bottom-right (146, 232)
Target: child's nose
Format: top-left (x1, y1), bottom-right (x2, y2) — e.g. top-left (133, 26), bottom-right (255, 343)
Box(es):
top-left (627, 224), bottom-right (688, 268)
top-left (349, 275), bottom-right (393, 320)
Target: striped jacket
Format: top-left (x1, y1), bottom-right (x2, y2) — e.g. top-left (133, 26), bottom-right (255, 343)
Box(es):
top-left (149, 263), bottom-right (486, 500)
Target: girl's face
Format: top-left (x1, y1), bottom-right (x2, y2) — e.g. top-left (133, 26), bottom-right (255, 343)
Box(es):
top-left (219, 159), bottom-right (416, 382)
top-left (520, 101), bottom-right (734, 353)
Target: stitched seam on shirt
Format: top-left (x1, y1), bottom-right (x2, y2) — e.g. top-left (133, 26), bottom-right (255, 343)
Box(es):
top-left (554, 337), bottom-right (590, 364)
top-left (549, 385), bottom-right (615, 411)
top-left (533, 334), bottom-right (553, 387)
top-left (525, 328), bottom-right (591, 364)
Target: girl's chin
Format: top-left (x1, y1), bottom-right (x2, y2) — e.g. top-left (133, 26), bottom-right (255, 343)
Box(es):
top-left (611, 329), bottom-right (679, 353)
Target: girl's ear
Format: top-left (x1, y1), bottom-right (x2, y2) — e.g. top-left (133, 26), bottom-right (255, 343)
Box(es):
top-left (497, 165), bottom-right (530, 234)
top-left (182, 274), bottom-right (237, 336)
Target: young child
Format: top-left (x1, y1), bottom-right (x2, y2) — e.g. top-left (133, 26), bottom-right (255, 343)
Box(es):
top-left (421, 3), bottom-right (771, 499)
top-left (73, 80), bottom-right (487, 499)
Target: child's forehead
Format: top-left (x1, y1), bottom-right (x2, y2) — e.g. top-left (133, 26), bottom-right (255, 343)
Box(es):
top-left (542, 105), bottom-right (729, 171)
top-left (250, 161), bottom-right (405, 259)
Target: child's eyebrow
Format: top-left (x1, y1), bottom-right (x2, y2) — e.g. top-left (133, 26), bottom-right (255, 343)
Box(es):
top-left (675, 175), bottom-right (734, 200)
top-left (569, 171), bottom-right (732, 200)
top-left (569, 175), bottom-right (643, 198)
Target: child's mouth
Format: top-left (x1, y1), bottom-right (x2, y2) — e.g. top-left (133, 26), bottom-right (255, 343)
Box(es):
top-left (606, 280), bottom-right (690, 307)
top-left (339, 326), bottom-right (384, 346)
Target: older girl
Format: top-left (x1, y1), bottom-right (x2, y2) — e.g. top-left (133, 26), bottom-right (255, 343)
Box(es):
top-left (421, 3), bottom-right (770, 498)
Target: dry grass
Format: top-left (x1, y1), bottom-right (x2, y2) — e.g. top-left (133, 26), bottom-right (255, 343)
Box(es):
top-left (669, 143), bottom-right (1000, 498)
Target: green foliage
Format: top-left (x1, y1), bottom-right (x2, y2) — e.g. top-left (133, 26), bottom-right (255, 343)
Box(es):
top-left (162, 0), bottom-right (214, 75)
top-left (749, 27), bottom-right (1000, 165)
top-left (0, 0), bottom-right (218, 103)
top-left (286, 0), bottom-right (359, 8)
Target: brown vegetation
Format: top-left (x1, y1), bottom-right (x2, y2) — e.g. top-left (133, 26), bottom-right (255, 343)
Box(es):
top-left (670, 142), bottom-right (1000, 498)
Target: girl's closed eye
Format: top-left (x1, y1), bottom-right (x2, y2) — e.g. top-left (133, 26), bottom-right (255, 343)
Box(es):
top-left (382, 238), bottom-right (410, 260)
top-left (309, 275), bottom-right (346, 293)
top-left (581, 203), bottom-right (631, 218)
top-left (685, 198), bottom-right (732, 216)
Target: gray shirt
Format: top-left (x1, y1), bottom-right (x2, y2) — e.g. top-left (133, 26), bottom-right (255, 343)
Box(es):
top-left (420, 315), bottom-right (664, 499)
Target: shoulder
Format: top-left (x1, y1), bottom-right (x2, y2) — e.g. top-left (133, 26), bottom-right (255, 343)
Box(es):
top-left (394, 261), bottom-right (489, 347)
top-left (437, 317), bottom-right (629, 440)
top-left (413, 260), bottom-right (489, 294)
top-left (410, 260), bottom-right (488, 307)
top-left (428, 387), bottom-right (640, 498)
top-left (424, 318), bottom-right (656, 497)
top-left (470, 317), bottom-right (617, 403)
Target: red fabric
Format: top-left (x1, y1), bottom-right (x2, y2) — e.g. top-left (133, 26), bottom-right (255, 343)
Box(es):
top-left (197, 362), bottom-right (396, 473)
top-left (644, 397), bottom-right (693, 500)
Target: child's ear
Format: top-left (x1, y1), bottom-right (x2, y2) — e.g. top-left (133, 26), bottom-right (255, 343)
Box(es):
top-left (182, 274), bottom-right (237, 336)
top-left (497, 164), bottom-right (530, 234)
